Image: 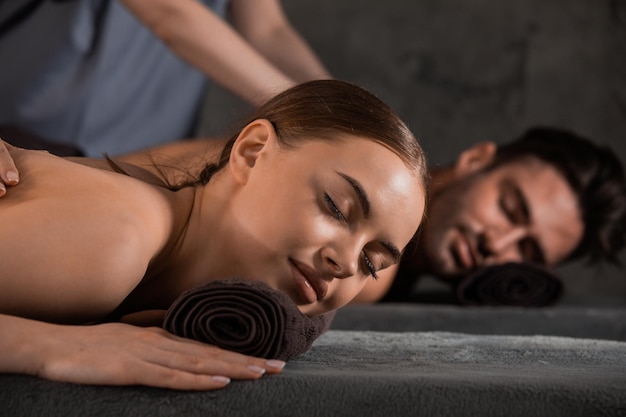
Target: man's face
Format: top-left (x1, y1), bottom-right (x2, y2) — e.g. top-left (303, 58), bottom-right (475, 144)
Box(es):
top-left (420, 155), bottom-right (584, 280)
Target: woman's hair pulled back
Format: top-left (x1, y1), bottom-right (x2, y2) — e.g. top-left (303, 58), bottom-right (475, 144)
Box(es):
top-left (195, 80), bottom-right (427, 188)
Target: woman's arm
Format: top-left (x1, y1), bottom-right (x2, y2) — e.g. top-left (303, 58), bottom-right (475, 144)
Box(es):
top-left (120, 0), bottom-right (304, 105)
top-left (0, 313), bottom-right (284, 390)
top-left (0, 148), bottom-right (285, 388)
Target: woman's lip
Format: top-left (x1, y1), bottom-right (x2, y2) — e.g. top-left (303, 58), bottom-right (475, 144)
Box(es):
top-left (289, 259), bottom-right (328, 302)
top-left (289, 259), bottom-right (318, 304)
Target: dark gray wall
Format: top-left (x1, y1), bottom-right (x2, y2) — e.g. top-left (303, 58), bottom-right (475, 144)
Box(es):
top-left (199, 0), bottom-right (626, 305)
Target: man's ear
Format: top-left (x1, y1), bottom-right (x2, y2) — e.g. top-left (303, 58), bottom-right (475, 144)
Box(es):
top-left (453, 141), bottom-right (497, 178)
top-left (229, 119), bottom-right (277, 185)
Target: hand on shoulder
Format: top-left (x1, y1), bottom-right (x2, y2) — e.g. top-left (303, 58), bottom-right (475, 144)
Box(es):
top-left (0, 139), bottom-right (20, 196)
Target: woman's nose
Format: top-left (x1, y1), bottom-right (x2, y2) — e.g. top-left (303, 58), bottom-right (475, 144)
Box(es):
top-left (320, 243), bottom-right (360, 279)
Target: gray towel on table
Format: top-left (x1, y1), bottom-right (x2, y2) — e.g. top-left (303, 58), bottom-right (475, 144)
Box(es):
top-left (2, 330), bottom-right (625, 417)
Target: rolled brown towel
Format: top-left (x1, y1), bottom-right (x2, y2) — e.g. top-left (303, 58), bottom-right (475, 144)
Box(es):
top-left (163, 278), bottom-right (335, 361)
top-left (455, 262), bottom-right (563, 307)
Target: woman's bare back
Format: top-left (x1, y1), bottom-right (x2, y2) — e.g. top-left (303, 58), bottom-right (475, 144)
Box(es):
top-left (0, 149), bottom-right (173, 323)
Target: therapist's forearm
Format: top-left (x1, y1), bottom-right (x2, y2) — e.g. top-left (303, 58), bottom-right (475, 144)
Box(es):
top-left (121, 0), bottom-right (295, 105)
top-left (229, 0), bottom-right (331, 82)
top-left (246, 24), bottom-right (331, 82)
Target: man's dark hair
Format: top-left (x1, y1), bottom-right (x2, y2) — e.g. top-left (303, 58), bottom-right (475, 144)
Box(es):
top-left (493, 127), bottom-right (626, 265)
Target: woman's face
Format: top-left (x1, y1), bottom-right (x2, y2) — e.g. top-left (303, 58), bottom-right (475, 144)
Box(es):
top-left (221, 130), bottom-right (425, 316)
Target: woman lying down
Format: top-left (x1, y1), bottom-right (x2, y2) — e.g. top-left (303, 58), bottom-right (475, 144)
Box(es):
top-left (0, 80), bottom-right (427, 391)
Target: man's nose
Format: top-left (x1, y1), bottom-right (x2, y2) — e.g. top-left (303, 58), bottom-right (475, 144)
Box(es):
top-left (479, 226), bottom-right (528, 260)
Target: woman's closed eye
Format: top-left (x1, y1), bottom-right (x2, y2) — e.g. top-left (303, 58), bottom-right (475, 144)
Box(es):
top-left (324, 193), bottom-right (347, 222)
top-left (324, 193), bottom-right (381, 280)
top-left (361, 251), bottom-right (379, 280)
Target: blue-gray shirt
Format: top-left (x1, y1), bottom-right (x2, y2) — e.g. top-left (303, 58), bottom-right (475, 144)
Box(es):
top-left (0, 0), bottom-right (229, 156)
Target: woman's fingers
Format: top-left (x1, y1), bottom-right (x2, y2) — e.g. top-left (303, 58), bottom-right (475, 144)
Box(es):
top-left (0, 138), bottom-right (19, 196)
top-left (134, 365), bottom-right (233, 391)
top-left (146, 346), bottom-right (283, 380)
top-left (155, 328), bottom-right (286, 375)
top-left (43, 348), bottom-right (235, 391)
top-left (38, 322), bottom-right (285, 391)
top-left (95, 358), bottom-right (235, 391)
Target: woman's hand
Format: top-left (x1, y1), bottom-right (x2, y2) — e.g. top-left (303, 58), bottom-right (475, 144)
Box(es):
top-left (0, 139), bottom-right (19, 196)
top-left (4, 316), bottom-right (285, 391)
top-left (41, 322), bottom-right (286, 390)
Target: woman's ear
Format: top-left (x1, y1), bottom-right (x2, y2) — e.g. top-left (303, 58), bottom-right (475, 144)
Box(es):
top-left (453, 141), bottom-right (497, 178)
top-left (229, 119), bottom-right (277, 185)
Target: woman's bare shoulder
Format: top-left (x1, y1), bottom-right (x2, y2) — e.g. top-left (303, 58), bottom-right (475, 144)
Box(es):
top-left (10, 148), bottom-right (152, 194)
top-left (0, 149), bottom-right (172, 323)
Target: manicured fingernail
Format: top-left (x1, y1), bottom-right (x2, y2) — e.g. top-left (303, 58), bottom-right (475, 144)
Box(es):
top-left (6, 171), bottom-right (18, 183)
top-left (265, 360), bottom-right (286, 369)
top-left (211, 376), bottom-right (230, 384)
top-left (247, 365), bottom-right (266, 375)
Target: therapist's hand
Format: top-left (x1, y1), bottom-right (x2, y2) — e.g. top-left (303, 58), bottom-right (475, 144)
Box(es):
top-left (0, 139), bottom-right (19, 197)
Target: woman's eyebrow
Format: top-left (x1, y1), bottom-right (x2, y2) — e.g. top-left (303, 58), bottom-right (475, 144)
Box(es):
top-left (336, 172), bottom-right (371, 218)
top-left (381, 240), bottom-right (402, 263)
top-left (335, 171), bottom-right (401, 263)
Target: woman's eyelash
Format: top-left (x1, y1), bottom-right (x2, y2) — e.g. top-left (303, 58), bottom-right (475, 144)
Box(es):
top-left (324, 193), bottom-right (346, 222)
top-left (362, 252), bottom-right (379, 280)
top-left (324, 193), bottom-right (377, 280)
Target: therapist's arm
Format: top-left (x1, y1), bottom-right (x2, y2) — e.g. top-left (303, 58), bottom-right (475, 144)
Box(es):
top-left (120, 0), bottom-right (327, 106)
top-left (229, 0), bottom-right (331, 82)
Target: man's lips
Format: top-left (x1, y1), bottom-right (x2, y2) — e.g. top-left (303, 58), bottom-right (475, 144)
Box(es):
top-left (289, 259), bottom-right (329, 302)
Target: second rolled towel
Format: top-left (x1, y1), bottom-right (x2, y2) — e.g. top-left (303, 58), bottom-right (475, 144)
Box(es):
top-left (455, 262), bottom-right (563, 307)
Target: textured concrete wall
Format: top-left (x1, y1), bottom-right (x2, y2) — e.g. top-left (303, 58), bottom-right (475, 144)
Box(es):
top-left (200, 0), bottom-right (626, 304)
